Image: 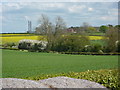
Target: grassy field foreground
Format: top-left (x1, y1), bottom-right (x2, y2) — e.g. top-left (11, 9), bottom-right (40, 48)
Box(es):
top-left (2, 49), bottom-right (118, 78)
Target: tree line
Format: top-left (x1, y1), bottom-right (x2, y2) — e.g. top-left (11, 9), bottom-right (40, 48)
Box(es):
top-left (5, 14), bottom-right (120, 54)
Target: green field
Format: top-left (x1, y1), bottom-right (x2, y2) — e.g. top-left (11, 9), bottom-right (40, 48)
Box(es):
top-left (90, 40), bottom-right (107, 46)
top-left (2, 49), bottom-right (118, 78)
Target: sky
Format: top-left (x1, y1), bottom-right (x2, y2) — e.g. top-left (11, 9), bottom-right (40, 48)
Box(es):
top-left (0, 1), bottom-right (119, 33)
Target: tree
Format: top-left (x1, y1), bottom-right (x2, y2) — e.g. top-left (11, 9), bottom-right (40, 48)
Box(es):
top-left (51, 16), bottom-right (67, 50)
top-left (36, 14), bottom-right (66, 51)
top-left (51, 16), bottom-right (66, 39)
top-left (105, 26), bottom-right (119, 52)
top-left (36, 14), bottom-right (53, 51)
top-left (81, 22), bottom-right (90, 32)
top-left (115, 25), bottom-right (120, 31)
top-left (56, 16), bottom-right (66, 29)
top-left (91, 43), bottom-right (102, 52)
top-left (52, 35), bottom-right (90, 52)
top-left (88, 27), bottom-right (97, 33)
top-left (82, 22), bottom-right (90, 28)
top-left (108, 24), bottom-right (113, 27)
top-left (99, 25), bottom-right (108, 33)
top-left (38, 14), bottom-right (52, 35)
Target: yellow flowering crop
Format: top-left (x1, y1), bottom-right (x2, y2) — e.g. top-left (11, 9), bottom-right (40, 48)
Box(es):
top-left (0, 34), bottom-right (105, 45)
top-left (88, 36), bottom-right (105, 40)
top-left (0, 36), bottom-right (43, 44)
top-left (0, 34), bottom-right (32, 36)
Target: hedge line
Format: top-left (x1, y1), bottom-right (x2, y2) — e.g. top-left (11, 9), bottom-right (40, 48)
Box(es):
top-left (1, 48), bottom-right (120, 55)
top-left (60, 52), bottom-right (120, 55)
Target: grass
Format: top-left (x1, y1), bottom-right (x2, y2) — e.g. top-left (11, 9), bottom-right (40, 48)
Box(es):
top-left (1, 33), bottom-right (118, 89)
top-left (2, 49), bottom-right (118, 78)
top-left (90, 40), bottom-right (107, 46)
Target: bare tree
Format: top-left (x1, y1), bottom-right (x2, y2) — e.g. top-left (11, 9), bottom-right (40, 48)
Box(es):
top-left (51, 16), bottom-right (66, 50)
top-left (105, 26), bottom-right (119, 52)
top-left (36, 14), bottom-right (66, 51)
top-left (36, 14), bottom-right (53, 50)
top-left (38, 14), bottom-right (52, 35)
top-left (54, 16), bottom-right (66, 37)
top-left (55, 16), bottom-right (66, 31)
top-left (82, 22), bottom-right (90, 32)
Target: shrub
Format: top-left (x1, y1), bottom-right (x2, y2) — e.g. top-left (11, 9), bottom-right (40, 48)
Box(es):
top-left (28, 43), bottom-right (43, 52)
top-left (116, 41), bottom-right (120, 52)
top-left (105, 26), bottom-right (119, 52)
top-left (3, 42), bottom-right (16, 48)
top-left (103, 46), bottom-right (112, 53)
top-left (18, 42), bottom-right (29, 50)
top-left (91, 43), bottom-right (102, 52)
top-left (25, 69), bottom-right (119, 90)
top-left (83, 45), bottom-right (92, 52)
top-left (99, 25), bottom-right (108, 33)
top-left (18, 39), bottom-right (48, 52)
top-left (52, 35), bottom-right (90, 52)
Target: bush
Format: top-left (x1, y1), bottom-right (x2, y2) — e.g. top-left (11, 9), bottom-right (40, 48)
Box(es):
top-left (83, 45), bottom-right (92, 52)
top-left (99, 25), bottom-right (108, 33)
top-left (18, 39), bottom-right (48, 52)
top-left (28, 43), bottom-right (43, 52)
top-left (91, 43), bottom-right (102, 52)
top-left (103, 46), bottom-right (112, 53)
top-left (3, 42), bottom-right (16, 48)
top-left (83, 43), bottom-right (102, 52)
top-left (26, 69), bottom-right (119, 90)
top-left (116, 41), bottom-right (120, 52)
top-left (105, 26), bottom-right (119, 52)
top-left (18, 42), bottom-right (29, 50)
top-left (51, 35), bottom-right (90, 52)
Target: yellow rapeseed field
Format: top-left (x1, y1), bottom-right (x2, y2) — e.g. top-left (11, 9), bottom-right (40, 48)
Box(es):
top-left (0, 36), bottom-right (42, 45)
top-left (0, 34), bottom-right (105, 45)
top-left (0, 34), bottom-right (32, 37)
top-left (88, 36), bottom-right (105, 40)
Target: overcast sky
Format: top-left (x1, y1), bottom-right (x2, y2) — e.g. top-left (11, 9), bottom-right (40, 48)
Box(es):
top-left (0, 1), bottom-right (119, 33)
